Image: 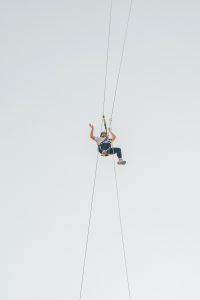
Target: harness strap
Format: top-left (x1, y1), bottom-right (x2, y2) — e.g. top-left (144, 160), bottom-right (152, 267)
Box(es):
top-left (103, 115), bottom-right (108, 135)
top-left (98, 141), bottom-right (112, 156)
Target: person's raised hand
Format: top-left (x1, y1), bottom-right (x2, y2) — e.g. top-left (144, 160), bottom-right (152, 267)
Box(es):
top-left (89, 123), bottom-right (94, 129)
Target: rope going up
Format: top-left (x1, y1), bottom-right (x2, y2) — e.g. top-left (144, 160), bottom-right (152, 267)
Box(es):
top-left (109, 0), bottom-right (134, 129)
top-left (102, 0), bottom-right (113, 117)
top-left (78, 1), bottom-right (134, 300)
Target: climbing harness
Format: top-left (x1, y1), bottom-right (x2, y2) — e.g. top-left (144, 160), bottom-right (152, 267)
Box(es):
top-left (99, 141), bottom-right (112, 156)
top-left (98, 120), bottom-right (112, 156)
top-left (79, 1), bottom-right (134, 300)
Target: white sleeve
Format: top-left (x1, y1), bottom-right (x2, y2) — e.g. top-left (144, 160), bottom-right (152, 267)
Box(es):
top-left (94, 137), bottom-right (100, 144)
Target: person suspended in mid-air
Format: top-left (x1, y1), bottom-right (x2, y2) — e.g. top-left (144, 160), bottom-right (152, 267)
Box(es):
top-left (89, 123), bottom-right (126, 165)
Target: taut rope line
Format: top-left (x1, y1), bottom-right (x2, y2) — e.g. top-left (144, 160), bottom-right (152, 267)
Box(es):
top-left (78, 2), bottom-right (113, 300)
top-left (112, 152), bottom-right (133, 300)
top-left (103, 0), bottom-right (113, 116)
top-left (78, 152), bottom-right (99, 300)
top-left (109, 0), bottom-right (133, 128)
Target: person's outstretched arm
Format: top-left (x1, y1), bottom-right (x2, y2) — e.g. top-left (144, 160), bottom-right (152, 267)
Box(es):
top-left (89, 123), bottom-right (95, 140)
top-left (109, 128), bottom-right (116, 142)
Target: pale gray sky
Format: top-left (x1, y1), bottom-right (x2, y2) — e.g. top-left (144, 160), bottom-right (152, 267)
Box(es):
top-left (0, 0), bottom-right (200, 300)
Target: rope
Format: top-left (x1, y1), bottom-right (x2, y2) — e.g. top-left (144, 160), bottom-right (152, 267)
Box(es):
top-left (102, 0), bottom-right (113, 116)
top-left (78, 152), bottom-right (99, 300)
top-left (112, 152), bottom-right (133, 300)
top-left (109, 0), bottom-right (133, 128)
top-left (108, 1), bottom-right (134, 294)
top-left (78, 2), bottom-right (113, 299)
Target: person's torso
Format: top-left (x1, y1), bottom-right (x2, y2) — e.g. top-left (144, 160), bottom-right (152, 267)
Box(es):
top-left (95, 137), bottom-right (112, 146)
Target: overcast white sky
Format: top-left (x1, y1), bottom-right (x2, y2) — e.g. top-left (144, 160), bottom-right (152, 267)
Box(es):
top-left (0, 0), bottom-right (200, 299)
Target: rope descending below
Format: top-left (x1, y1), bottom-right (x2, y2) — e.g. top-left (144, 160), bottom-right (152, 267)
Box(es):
top-left (112, 152), bottom-right (132, 300)
top-left (78, 152), bottom-right (99, 300)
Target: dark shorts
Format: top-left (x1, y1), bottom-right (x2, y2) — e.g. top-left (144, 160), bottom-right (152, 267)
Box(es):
top-left (98, 143), bottom-right (122, 159)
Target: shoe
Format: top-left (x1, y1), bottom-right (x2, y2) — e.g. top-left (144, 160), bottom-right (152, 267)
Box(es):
top-left (117, 159), bottom-right (126, 165)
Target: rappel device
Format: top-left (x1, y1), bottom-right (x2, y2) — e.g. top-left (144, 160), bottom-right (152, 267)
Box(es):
top-left (100, 115), bottom-right (111, 156)
top-left (102, 115), bottom-right (108, 136)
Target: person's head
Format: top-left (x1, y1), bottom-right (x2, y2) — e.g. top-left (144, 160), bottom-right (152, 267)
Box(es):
top-left (100, 131), bottom-right (107, 138)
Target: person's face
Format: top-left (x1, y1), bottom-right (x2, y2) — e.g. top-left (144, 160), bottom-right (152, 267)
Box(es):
top-left (101, 132), bottom-right (107, 138)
